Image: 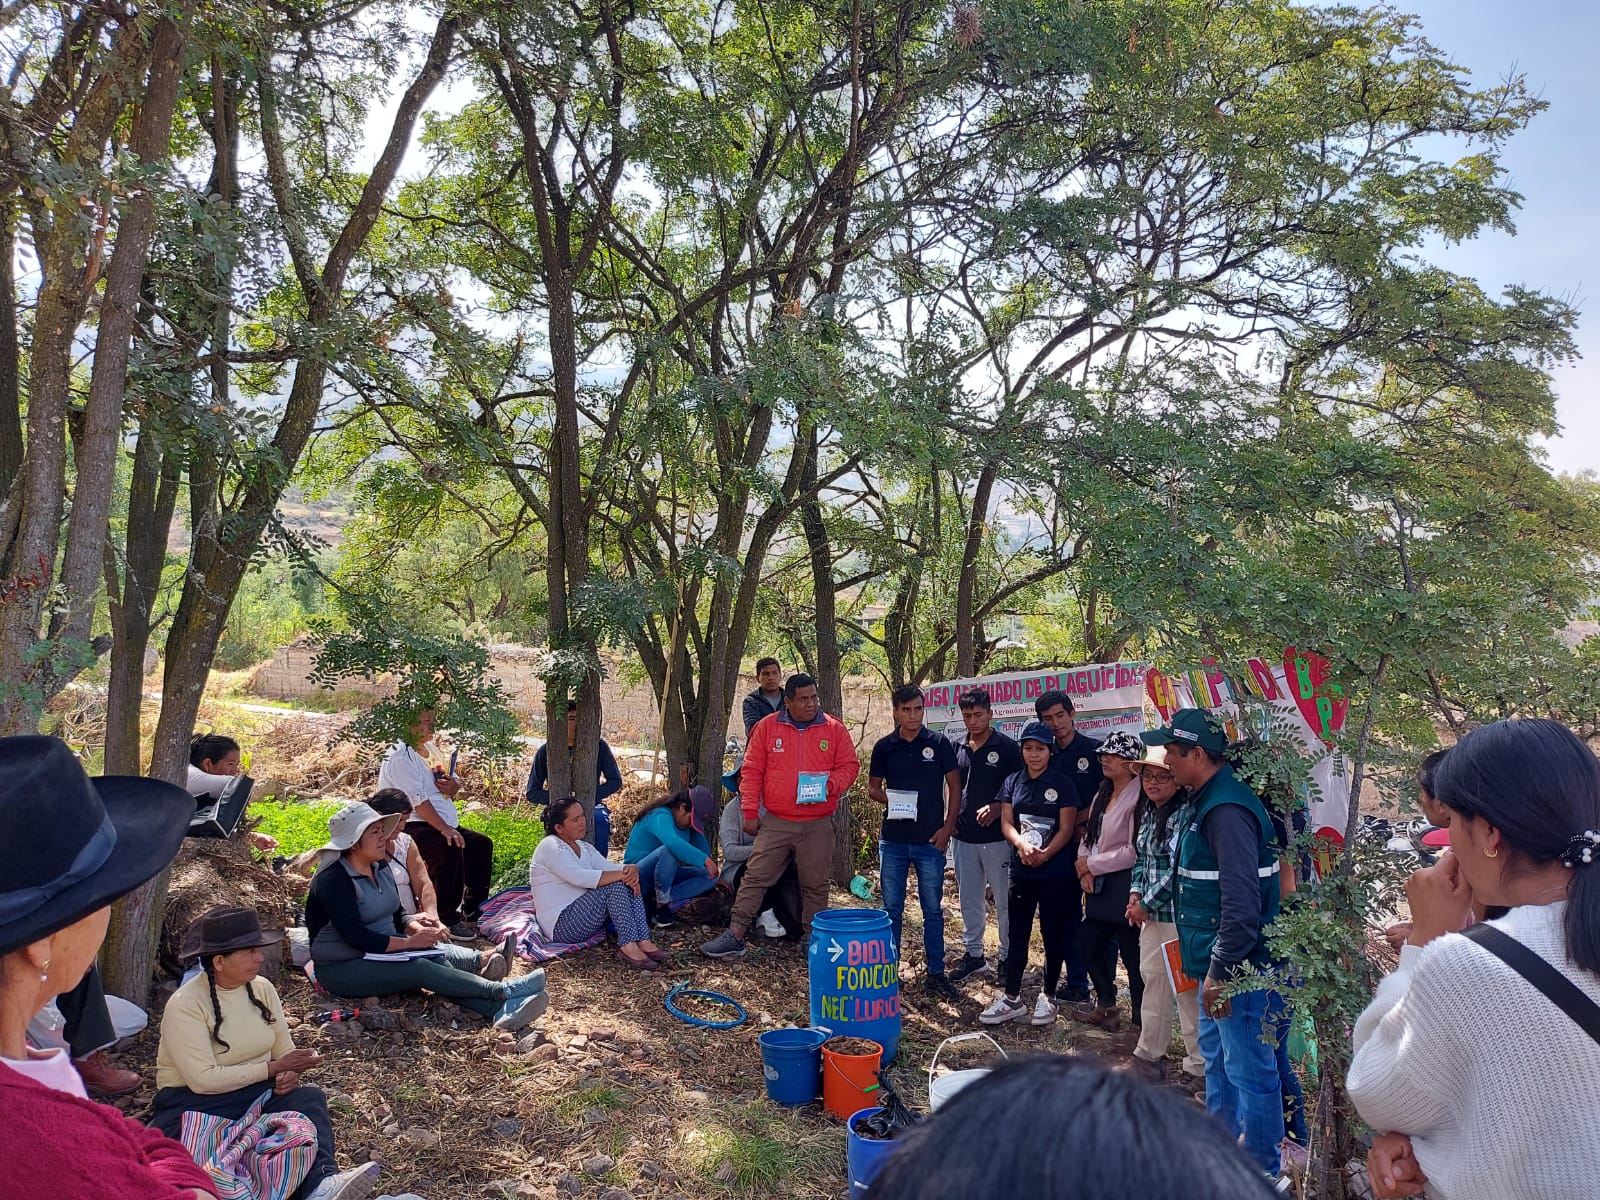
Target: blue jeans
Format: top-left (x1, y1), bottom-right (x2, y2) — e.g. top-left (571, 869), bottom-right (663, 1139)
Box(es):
top-left (593, 803), bottom-right (612, 857)
top-left (879, 839), bottom-right (947, 977)
top-left (1198, 985), bottom-right (1285, 1173)
top-left (634, 845), bottom-right (716, 907)
top-left (1272, 990), bottom-right (1309, 1145)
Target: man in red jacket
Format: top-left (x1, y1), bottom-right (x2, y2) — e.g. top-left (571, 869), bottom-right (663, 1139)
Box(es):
top-left (701, 674), bottom-right (859, 957)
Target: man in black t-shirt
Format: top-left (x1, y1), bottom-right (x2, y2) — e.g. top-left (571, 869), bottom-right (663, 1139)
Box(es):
top-left (868, 683), bottom-right (962, 1001)
top-left (1035, 689), bottom-right (1104, 1003)
top-left (948, 688), bottom-right (1022, 983)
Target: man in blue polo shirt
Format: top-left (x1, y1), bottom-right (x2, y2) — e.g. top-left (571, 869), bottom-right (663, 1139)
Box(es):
top-left (868, 682), bottom-right (962, 1002)
top-left (1035, 688), bottom-right (1103, 1004)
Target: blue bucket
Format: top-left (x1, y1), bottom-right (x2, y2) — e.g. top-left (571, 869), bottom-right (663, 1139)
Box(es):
top-left (809, 908), bottom-right (901, 1062)
top-left (846, 1106), bottom-right (897, 1199)
top-left (758, 1026), bottom-right (828, 1106)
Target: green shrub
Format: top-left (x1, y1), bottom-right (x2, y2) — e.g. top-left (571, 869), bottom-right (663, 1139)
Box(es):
top-left (459, 806), bottom-right (544, 889)
top-left (248, 799), bottom-right (543, 893)
top-left (249, 799), bottom-right (343, 857)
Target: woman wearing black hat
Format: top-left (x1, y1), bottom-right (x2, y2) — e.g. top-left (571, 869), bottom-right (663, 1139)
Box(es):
top-left (0, 735), bottom-right (214, 1199)
top-left (152, 906), bottom-right (379, 1200)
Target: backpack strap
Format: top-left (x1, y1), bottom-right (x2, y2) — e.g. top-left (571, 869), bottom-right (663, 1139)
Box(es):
top-left (1461, 922), bottom-right (1600, 1048)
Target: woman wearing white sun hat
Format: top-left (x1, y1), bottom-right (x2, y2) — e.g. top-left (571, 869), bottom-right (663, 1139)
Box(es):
top-left (305, 802), bottom-right (547, 1030)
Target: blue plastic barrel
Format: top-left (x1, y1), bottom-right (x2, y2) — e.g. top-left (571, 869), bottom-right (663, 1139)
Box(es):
top-left (846, 1106), bottom-right (897, 1199)
top-left (758, 1026), bottom-right (827, 1106)
top-left (809, 908), bottom-right (901, 1062)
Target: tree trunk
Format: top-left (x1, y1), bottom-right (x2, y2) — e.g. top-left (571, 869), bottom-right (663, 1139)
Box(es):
top-left (103, 432), bottom-right (178, 773)
top-left (955, 461), bottom-right (997, 678)
top-left (101, 21), bottom-right (457, 1000)
top-left (0, 203), bottom-right (21, 493)
top-left (800, 428), bottom-right (851, 882)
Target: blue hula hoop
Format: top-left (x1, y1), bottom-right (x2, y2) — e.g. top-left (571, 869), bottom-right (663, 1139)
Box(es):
top-left (664, 980), bottom-right (747, 1029)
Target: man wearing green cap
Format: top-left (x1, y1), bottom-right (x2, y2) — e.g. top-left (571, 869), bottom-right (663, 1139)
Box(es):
top-left (1141, 708), bottom-right (1283, 1177)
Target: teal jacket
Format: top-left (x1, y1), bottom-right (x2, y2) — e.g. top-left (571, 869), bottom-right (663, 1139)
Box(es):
top-left (1174, 765), bottom-right (1281, 980)
top-left (622, 806), bottom-right (710, 868)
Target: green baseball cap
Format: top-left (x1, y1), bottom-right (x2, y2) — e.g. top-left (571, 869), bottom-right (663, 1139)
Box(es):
top-left (1140, 707), bottom-right (1227, 754)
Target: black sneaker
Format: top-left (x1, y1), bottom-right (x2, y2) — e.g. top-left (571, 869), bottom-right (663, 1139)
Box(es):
top-left (925, 974), bottom-right (962, 1002)
top-left (651, 909), bottom-right (678, 930)
top-left (1054, 984), bottom-right (1091, 1005)
top-left (947, 954), bottom-right (990, 984)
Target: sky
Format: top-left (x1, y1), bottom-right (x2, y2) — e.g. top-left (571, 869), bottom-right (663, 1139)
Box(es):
top-left (1398, 0), bottom-right (1599, 476)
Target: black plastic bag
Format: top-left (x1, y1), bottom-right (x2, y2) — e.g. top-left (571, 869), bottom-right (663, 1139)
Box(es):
top-left (857, 1067), bottom-right (923, 1140)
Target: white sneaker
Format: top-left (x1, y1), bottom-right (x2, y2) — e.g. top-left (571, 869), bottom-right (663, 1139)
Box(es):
top-left (1030, 993), bottom-right (1058, 1026)
top-left (305, 1163), bottom-right (380, 1200)
top-left (756, 910), bottom-right (786, 938)
top-left (979, 995), bottom-right (1028, 1025)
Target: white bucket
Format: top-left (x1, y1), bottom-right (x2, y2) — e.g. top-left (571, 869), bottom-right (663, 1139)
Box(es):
top-left (929, 1067), bottom-right (991, 1110)
top-left (928, 1032), bottom-right (1007, 1111)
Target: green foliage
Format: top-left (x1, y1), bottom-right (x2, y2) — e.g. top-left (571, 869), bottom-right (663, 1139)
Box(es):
top-left (460, 807), bottom-right (545, 892)
top-left (216, 553), bottom-right (332, 670)
top-left (308, 616), bottom-right (522, 761)
top-left (249, 798), bottom-right (542, 888)
top-left (248, 799), bottom-right (343, 857)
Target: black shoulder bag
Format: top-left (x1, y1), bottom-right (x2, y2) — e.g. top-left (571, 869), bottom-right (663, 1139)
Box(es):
top-left (1461, 922), bottom-right (1600, 1047)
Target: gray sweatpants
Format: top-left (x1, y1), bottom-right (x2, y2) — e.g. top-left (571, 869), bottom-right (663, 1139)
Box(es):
top-left (952, 837), bottom-right (1011, 960)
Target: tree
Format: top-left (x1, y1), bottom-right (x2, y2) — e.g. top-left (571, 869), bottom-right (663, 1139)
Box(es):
top-left (100, 9), bottom-right (461, 999)
top-left (0, 2), bottom-right (190, 731)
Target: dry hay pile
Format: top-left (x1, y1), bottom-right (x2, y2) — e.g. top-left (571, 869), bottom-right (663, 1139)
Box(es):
top-left (251, 713), bottom-right (378, 800)
top-left (160, 834), bottom-right (305, 976)
top-left (606, 779), bottom-right (673, 847)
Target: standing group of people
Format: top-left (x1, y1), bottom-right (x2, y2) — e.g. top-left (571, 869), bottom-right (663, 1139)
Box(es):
top-left (699, 675), bottom-right (1297, 1183)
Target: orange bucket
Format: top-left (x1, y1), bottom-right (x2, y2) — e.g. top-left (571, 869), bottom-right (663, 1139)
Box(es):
top-left (821, 1037), bottom-right (883, 1120)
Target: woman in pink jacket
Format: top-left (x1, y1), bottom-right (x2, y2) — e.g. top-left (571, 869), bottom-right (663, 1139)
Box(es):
top-left (1072, 732), bottom-right (1147, 1031)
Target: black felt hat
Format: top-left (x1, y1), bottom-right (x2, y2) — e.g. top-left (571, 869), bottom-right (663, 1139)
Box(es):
top-left (179, 905), bottom-right (283, 963)
top-left (0, 736), bottom-right (193, 956)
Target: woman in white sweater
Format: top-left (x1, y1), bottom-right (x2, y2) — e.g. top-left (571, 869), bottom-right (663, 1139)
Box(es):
top-left (529, 798), bottom-right (667, 970)
top-left (1347, 718), bottom-right (1600, 1199)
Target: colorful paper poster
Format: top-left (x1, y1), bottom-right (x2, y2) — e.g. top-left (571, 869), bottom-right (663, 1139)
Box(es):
top-left (1144, 651), bottom-right (1351, 848)
top-left (921, 662), bottom-right (1148, 743)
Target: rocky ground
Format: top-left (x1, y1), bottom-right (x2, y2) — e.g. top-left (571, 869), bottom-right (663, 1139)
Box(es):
top-left (109, 887), bottom-right (1159, 1200)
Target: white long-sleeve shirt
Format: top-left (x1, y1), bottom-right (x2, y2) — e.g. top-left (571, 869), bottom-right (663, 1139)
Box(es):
top-left (377, 740), bottom-right (458, 827)
top-left (529, 835), bottom-right (611, 939)
top-left (1347, 901), bottom-right (1600, 1199)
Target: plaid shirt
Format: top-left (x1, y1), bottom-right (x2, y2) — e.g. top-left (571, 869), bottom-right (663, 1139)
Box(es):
top-left (1131, 795), bottom-right (1196, 924)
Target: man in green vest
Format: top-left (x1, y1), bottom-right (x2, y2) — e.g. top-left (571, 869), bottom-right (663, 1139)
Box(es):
top-left (1142, 708), bottom-right (1284, 1178)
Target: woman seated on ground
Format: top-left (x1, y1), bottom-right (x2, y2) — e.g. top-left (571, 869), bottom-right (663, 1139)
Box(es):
top-left (152, 907), bottom-right (378, 1200)
top-left (0, 735), bottom-right (212, 1200)
top-left (622, 789), bottom-right (719, 929)
top-left (530, 797), bottom-right (667, 970)
top-left (1348, 718), bottom-right (1600, 1200)
top-left (365, 789), bottom-right (443, 928)
top-left (188, 733), bottom-right (241, 798)
top-left (305, 802), bottom-right (545, 1031)
top-left (865, 1054), bottom-right (1277, 1200)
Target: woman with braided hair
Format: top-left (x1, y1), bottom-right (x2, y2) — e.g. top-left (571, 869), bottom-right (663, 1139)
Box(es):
top-left (1348, 719), bottom-right (1600, 1199)
top-left (152, 907), bottom-right (379, 1200)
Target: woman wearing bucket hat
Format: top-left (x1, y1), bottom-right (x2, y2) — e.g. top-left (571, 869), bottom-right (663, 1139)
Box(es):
top-left (1071, 731), bottom-right (1147, 1032)
top-left (0, 734), bottom-right (215, 1199)
top-left (152, 907), bottom-right (379, 1200)
top-left (305, 802), bottom-right (548, 1028)
top-left (980, 721), bottom-right (1081, 1027)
